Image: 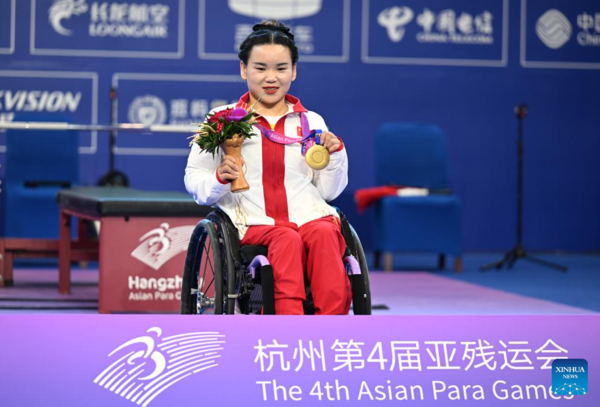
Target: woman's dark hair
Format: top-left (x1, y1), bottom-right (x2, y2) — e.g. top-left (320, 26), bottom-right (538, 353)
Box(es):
top-left (238, 20), bottom-right (299, 65)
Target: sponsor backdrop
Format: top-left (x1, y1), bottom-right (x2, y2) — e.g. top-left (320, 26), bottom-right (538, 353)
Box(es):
top-left (1, 0), bottom-right (599, 251)
top-left (2, 315), bottom-right (599, 406)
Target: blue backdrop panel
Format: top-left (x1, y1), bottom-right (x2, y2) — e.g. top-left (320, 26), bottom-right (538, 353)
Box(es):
top-left (364, 0), bottom-right (506, 65)
top-left (113, 73), bottom-right (242, 190)
top-left (200, 0), bottom-right (349, 62)
top-left (0, 0), bottom-right (599, 251)
top-left (0, 72), bottom-right (98, 186)
top-left (32, 0), bottom-right (183, 58)
top-left (0, 0), bottom-right (14, 53)
top-left (524, 0), bottom-right (600, 68)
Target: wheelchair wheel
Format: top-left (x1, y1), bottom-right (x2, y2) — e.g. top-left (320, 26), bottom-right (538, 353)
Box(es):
top-left (349, 224), bottom-right (372, 315)
top-left (210, 211), bottom-right (238, 315)
top-left (181, 218), bottom-right (226, 314)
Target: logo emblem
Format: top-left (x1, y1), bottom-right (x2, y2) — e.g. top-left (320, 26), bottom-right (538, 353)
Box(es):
top-left (228, 0), bottom-right (322, 20)
top-left (94, 327), bottom-right (225, 406)
top-left (378, 6), bottom-right (414, 43)
top-left (128, 95), bottom-right (168, 126)
top-left (536, 9), bottom-right (572, 49)
top-left (131, 223), bottom-right (194, 270)
top-left (552, 359), bottom-right (588, 396)
top-left (48, 0), bottom-right (89, 36)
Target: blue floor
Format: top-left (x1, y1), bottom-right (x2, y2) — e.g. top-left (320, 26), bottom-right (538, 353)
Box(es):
top-left (366, 252), bottom-right (600, 313)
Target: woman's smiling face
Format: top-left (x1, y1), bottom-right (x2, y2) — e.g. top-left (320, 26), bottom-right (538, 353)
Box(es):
top-left (240, 44), bottom-right (297, 110)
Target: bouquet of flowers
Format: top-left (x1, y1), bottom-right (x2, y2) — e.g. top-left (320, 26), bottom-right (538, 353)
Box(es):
top-left (189, 107), bottom-right (258, 157)
top-left (189, 106), bottom-right (259, 192)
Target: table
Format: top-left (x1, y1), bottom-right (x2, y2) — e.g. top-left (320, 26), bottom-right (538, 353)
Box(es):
top-left (57, 187), bottom-right (210, 313)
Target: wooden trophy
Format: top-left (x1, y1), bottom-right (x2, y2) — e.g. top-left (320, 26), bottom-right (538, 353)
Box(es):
top-left (221, 134), bottom-right (249, 193)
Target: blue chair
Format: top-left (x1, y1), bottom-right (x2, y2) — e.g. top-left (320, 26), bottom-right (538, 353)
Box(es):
top-left (372, 123), bottom-right (463, 272)
top-left (1, 116), bottom-right (79, 239)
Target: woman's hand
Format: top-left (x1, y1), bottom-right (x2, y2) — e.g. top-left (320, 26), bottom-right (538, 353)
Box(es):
top-left (320, 131), bottom-right (341, 153)
top-left (217, 155), bottom-right (244, 182)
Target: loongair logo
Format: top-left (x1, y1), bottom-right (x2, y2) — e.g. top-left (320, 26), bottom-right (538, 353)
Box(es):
top-left (127, 95), bottom-right (167, 126)
top-left (228, 0), bottom-right (322, 20)
top-left (94, 327), bottom-right (225, 406)
top-left (378, 6), bottom-right (414, 43)
top-left (131, 223), bottom-right (195, 270)
top-left (48, 0), bottom-right (89, 36)
top-left (536, 9), bottom-right (572, 49)
top-left (552, 359), bottom-right (588, 396)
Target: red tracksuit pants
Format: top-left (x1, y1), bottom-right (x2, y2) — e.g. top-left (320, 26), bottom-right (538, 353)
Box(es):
top-left (240, 216), bottom-right (351, 315)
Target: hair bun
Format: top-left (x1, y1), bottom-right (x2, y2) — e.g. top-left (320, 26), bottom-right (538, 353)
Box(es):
top-left (252, 23), bottom-right (295, 41)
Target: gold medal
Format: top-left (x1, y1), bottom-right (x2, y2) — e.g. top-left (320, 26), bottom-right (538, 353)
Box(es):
top-left (305, 144), bottom-right (330, 170)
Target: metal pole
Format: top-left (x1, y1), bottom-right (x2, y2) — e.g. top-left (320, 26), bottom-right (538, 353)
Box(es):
top-left (109, 87), bottom-right (117, 173)
top-left (517, 113), bottom-right (523, 248)
top-left (0, 122), bottom-right (196, 133)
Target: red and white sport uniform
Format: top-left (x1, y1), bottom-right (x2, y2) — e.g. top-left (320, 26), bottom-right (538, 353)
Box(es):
top-left (184, 93), bottom-right (351, 315)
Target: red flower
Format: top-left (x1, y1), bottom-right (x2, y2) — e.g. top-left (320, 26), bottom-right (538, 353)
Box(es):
top-left (208, 107), bottom-right (249, 124)
top-left (207, 108), bottom-right (231, 123)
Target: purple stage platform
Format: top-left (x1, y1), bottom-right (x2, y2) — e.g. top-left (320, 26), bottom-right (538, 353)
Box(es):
top-left (3, 268), bottom-right (598, 406)
top-left (0, 268), bottom-right (594, 315)
top-left (3, 314), bottom-right (599, 406)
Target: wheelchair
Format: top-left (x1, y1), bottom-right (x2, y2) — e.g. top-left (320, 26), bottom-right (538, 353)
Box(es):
top-left (180, 208), bottom-right (371, 315)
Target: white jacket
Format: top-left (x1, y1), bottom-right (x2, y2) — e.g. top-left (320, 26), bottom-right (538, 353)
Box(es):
top-left (184, 93), bottom-right (348, 239)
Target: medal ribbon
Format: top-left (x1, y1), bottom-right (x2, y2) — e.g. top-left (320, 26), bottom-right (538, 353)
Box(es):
top-left (254, 112), bottom-right (321, 156)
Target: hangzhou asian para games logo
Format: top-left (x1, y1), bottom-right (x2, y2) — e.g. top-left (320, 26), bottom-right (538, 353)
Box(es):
top-left (131, 223), bottom-right (195, 270)
top-left (94, 327), bottom-right (225, 406)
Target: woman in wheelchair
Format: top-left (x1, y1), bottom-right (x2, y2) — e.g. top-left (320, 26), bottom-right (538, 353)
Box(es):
top-left (184, 20), bottom-right (365, 315)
